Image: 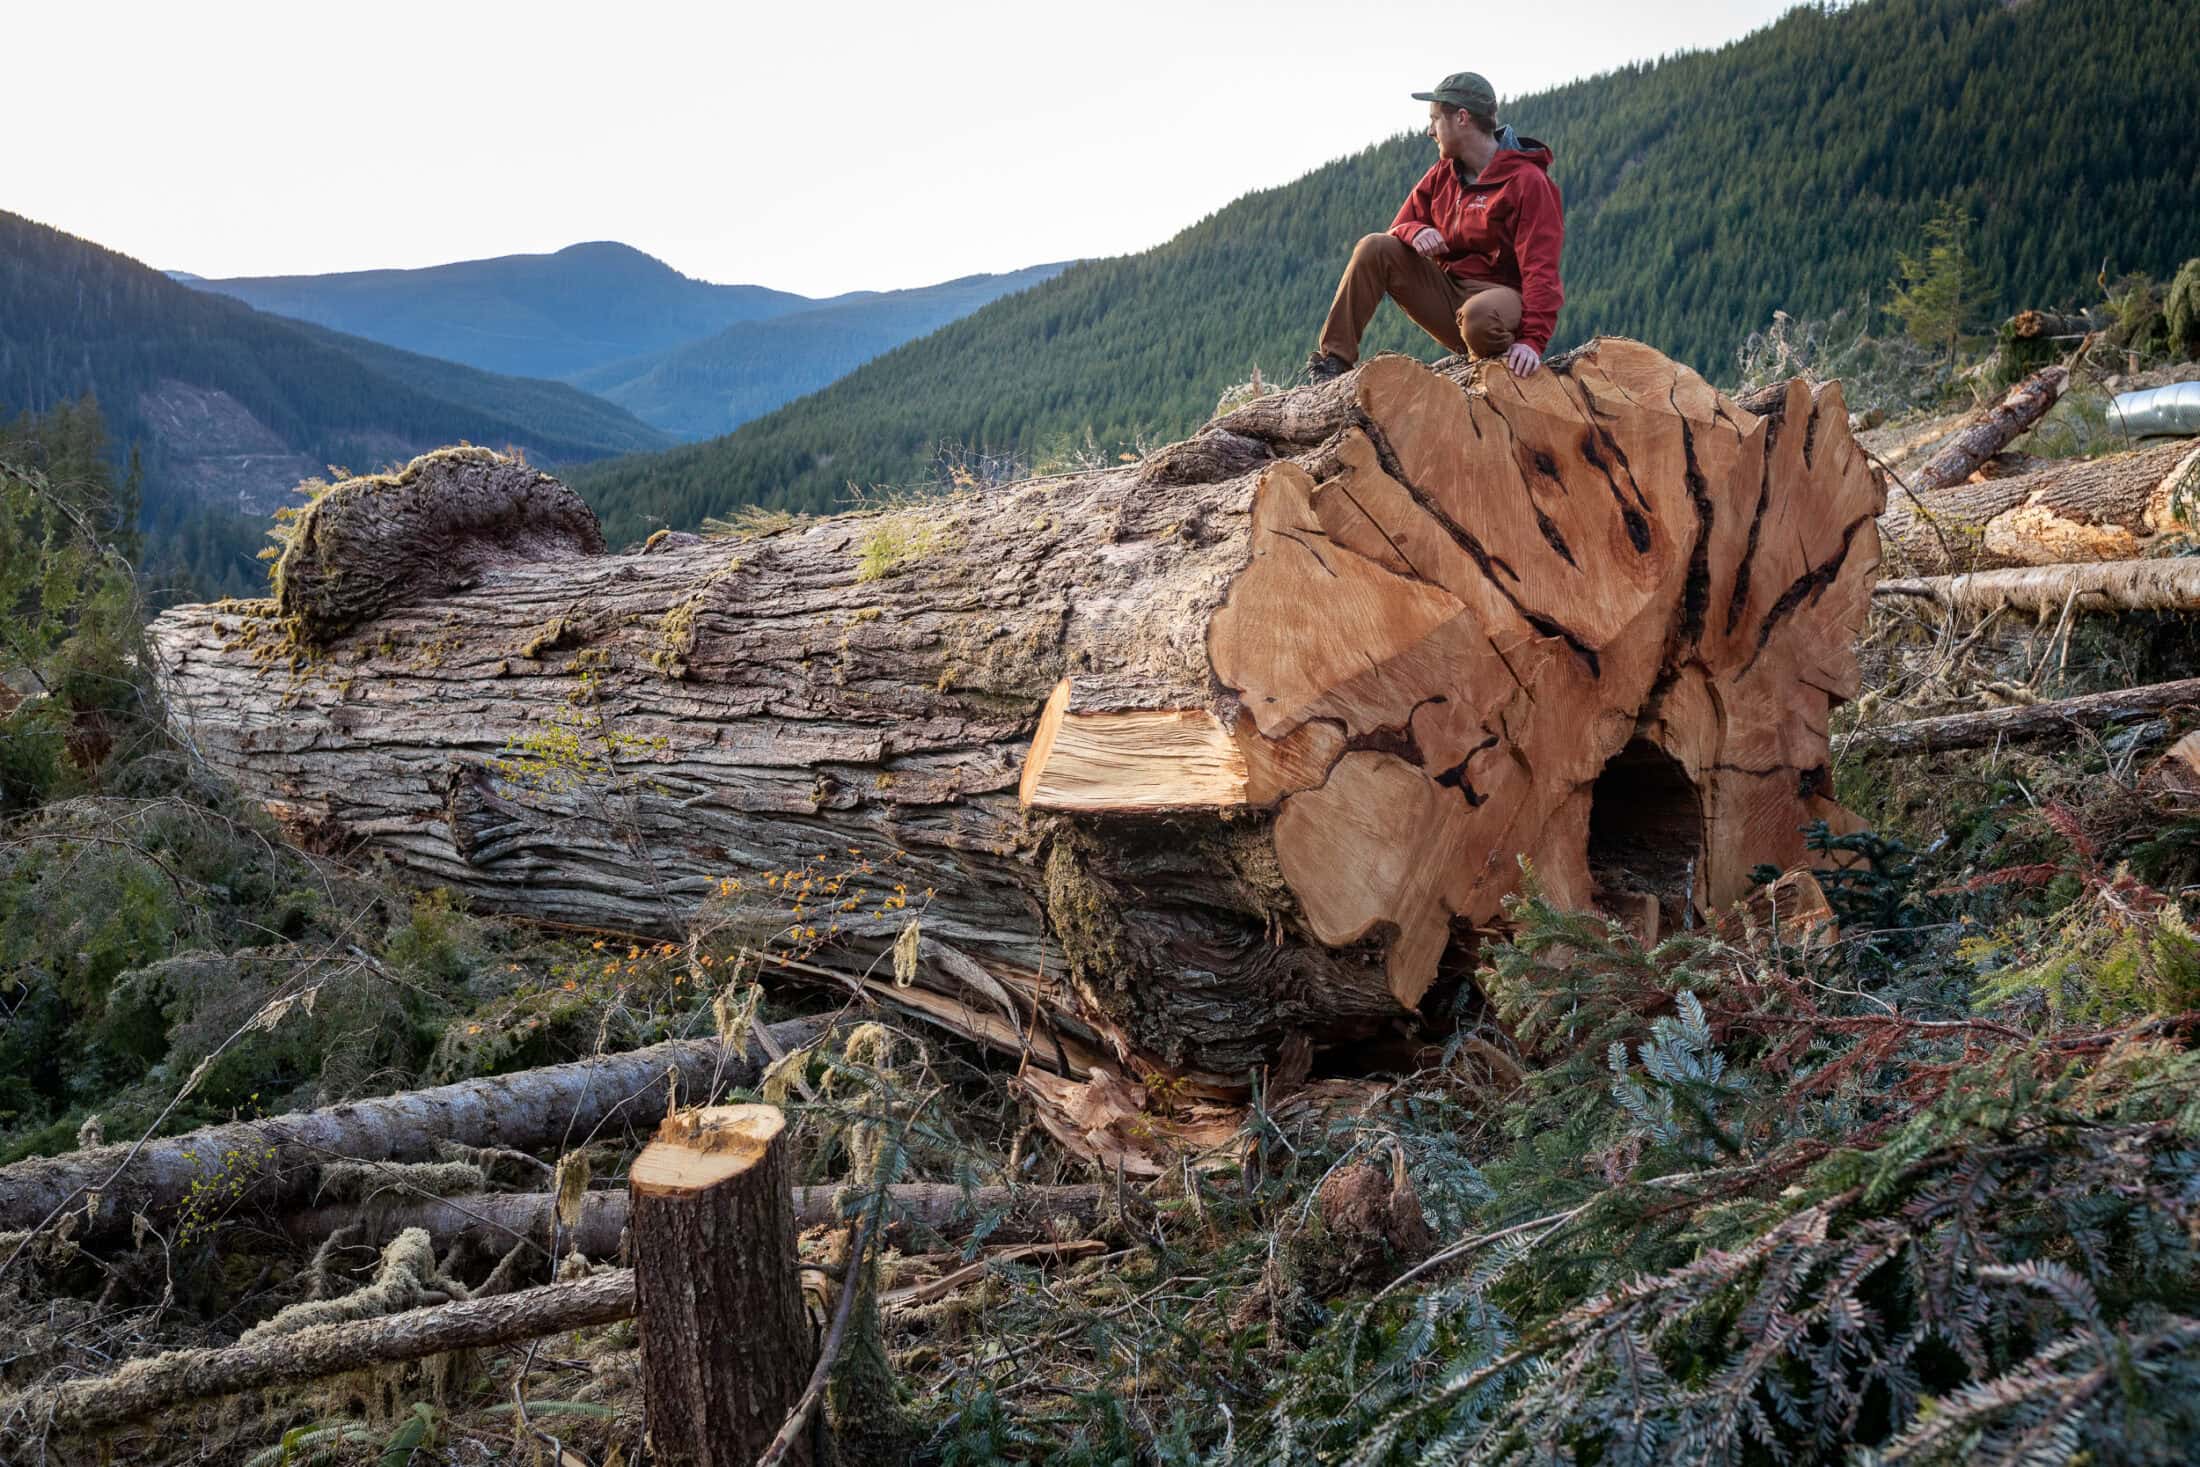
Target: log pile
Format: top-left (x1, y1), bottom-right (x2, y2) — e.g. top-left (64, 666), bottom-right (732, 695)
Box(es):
top-left (148, 341), bottom-right (1883, 1091)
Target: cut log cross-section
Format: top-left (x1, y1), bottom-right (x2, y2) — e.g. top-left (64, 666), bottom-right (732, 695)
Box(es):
top-left (1029, 350), bottom-right (1881, 1006)
top-left (148, 340), bottom-right (1881, 1094)
top-left (630, 1105), bottom-right (815, 1467)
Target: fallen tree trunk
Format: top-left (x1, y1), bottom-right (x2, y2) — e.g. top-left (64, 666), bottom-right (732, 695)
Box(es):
top-left (1875, 559), bottom-right (2200, 618)
top-left (1910, 366), bottom-right (2069, 494)
top-left (284, 1181), bottom-right (1111, 1258)
top-left (1880, 439), bottom-right (2200, 573)
top-left (148, 342), bottom-right (1880, 1090)
top-left (1844, 676), bottom-right (2200, 757)
top-left (0, 1018), bottom-right (827, 1237)
top-left (11, 1270), bottom-right (635, 1437)
top-left (2008, 310), bottom-right (2097, 342)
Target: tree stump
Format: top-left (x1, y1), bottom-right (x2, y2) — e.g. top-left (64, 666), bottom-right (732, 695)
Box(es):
top-left (629, 1105), bottom-right (814, 1467)
top-left (147, 339), bottom-right (1882, 1097)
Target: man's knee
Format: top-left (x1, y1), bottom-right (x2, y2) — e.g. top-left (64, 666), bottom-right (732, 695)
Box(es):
top-left (1459, 286), bottom-right (1523, 358)
top-left (1349, 232), bottom-right (1410, 275)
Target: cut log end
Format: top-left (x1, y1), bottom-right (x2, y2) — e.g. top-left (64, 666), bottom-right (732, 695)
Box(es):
top-left (1020, 679), bottom-right (1248, 813)
top-left (632, 1104), bottom-right (787, 1198)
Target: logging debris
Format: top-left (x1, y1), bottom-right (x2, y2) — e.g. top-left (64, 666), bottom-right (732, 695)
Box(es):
top-left (0, 1017), bottom-right (831, 1238)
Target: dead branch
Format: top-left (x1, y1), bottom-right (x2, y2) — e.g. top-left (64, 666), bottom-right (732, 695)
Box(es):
top-left (9, 1271), bottom-right (634, 1438)
top-left (1845, 676), bottom-right (2200, 757)
top-left (1874, 559), bottom-right (2200, 618)
top-left (1911, 366), bottom-right (2069, 494)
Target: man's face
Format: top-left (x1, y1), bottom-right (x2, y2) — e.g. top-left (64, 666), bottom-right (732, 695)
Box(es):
top-left (1427, 104), bottom-right (1470, 160)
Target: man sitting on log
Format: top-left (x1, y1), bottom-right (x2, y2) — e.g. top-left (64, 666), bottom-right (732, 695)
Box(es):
top-left (1307, 71), bottom-right (1564, 383)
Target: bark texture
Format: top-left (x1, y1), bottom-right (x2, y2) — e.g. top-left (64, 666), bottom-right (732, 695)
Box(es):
top-left (1881, 439), bottom-right (2200, 573)
top-left (0, 1019), bottom-right (826, 1236)
top-left (149, 340), bottom-right (1880, 1086)
top-left (13, 1270), bottom-right (634, 1437)
top-left (1846, 677), bottom-right (2200, 757)
top-left (630, 1106), bottom-right (813, 1467)
top-left (284, 1181), bottom-right (1110, 1258)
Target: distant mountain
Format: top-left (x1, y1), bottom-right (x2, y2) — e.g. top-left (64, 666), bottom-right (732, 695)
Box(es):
top-left (572, 0), bottom-right (2200, 537)
top-left (572, 264), bottom-right (1072, 439)
top-left (0, 211), bottom-right (673, 596)
top-left (194, 242), bottom-right (816, 380)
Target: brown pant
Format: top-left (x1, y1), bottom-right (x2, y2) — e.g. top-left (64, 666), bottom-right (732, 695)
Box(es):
top-left (1318, 232), bottom-right (1522, 365)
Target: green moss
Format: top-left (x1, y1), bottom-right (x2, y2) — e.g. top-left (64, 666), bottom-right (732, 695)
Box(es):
top-left (519, 615), bottom-right (574, 660)
top-left (1042, 828), bottom-right (1128, 989)
top-left (652, 599), bottom-right (700, 678)
top-left (854, 518), bottom-right (955, 582)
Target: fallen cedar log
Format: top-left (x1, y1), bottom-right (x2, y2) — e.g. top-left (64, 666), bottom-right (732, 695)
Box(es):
top-left (1880, 438), bottom-right (2200, 574)
top-left (283, 1181), bottom-right (1112, 1258)
top-left (147, 340), bottom-right (1880, 1093)
top-left (1844, 676), bottom-right (2200, 757)
top-left (9, 1270), bottom-right (636, 1438)
top-left (1875, 559), bottom-right (2200, 618)
top-left (0, 1017), bottom-right (829, 1237)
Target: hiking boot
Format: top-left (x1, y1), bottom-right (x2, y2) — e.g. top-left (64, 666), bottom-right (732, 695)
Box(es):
top-left (1305, 351), bottom-right (1350, 385)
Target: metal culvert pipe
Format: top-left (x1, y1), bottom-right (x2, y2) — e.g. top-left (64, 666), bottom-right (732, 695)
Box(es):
top-left (2110, 381), bottom-right (2200, 437)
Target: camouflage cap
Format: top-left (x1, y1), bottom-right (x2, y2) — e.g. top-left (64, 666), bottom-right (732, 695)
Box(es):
top-left (1412, 71), bottom-right (1497, 115)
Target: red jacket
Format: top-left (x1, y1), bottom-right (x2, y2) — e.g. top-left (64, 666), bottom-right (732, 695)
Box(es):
top-left (1388, 141), bottom-right (1565, 352)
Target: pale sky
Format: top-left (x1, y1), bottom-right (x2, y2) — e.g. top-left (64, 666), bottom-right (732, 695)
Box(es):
top-left (14, 0), bottom-right (1804, 298)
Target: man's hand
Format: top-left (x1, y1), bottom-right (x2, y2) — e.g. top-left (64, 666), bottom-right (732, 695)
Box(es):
top-left (1410, 226), bottom-right (1444, 257)
top-left (1505, 342), bottom-right (1542, 376)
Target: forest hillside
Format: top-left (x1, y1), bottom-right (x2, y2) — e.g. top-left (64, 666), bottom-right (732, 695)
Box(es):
top-left (572, 0), bottom-right (2199, 541)
top-left (570, 262), bottom-right (1073, 440)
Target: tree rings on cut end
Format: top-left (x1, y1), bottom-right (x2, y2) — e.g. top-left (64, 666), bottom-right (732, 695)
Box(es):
top-left (630, 1104), bottom-right (786, 1197)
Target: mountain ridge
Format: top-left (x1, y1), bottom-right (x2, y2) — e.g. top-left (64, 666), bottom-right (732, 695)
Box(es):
top-left (571, 262), bottom-right (1073, 439)
top-left (193, 240), bottom-right (816, 380)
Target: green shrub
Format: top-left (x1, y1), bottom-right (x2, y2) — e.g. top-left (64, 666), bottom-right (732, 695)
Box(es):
top-left (2167, 256), bottom-right (2200, 360)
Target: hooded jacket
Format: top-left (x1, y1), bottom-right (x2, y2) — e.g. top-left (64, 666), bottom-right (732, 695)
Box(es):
top-left (1388, 139), bottom-right (1564, 353)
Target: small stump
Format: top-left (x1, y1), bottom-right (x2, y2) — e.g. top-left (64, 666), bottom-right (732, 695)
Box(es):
top-left (631, 1104), bottom-right (814, 1467)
